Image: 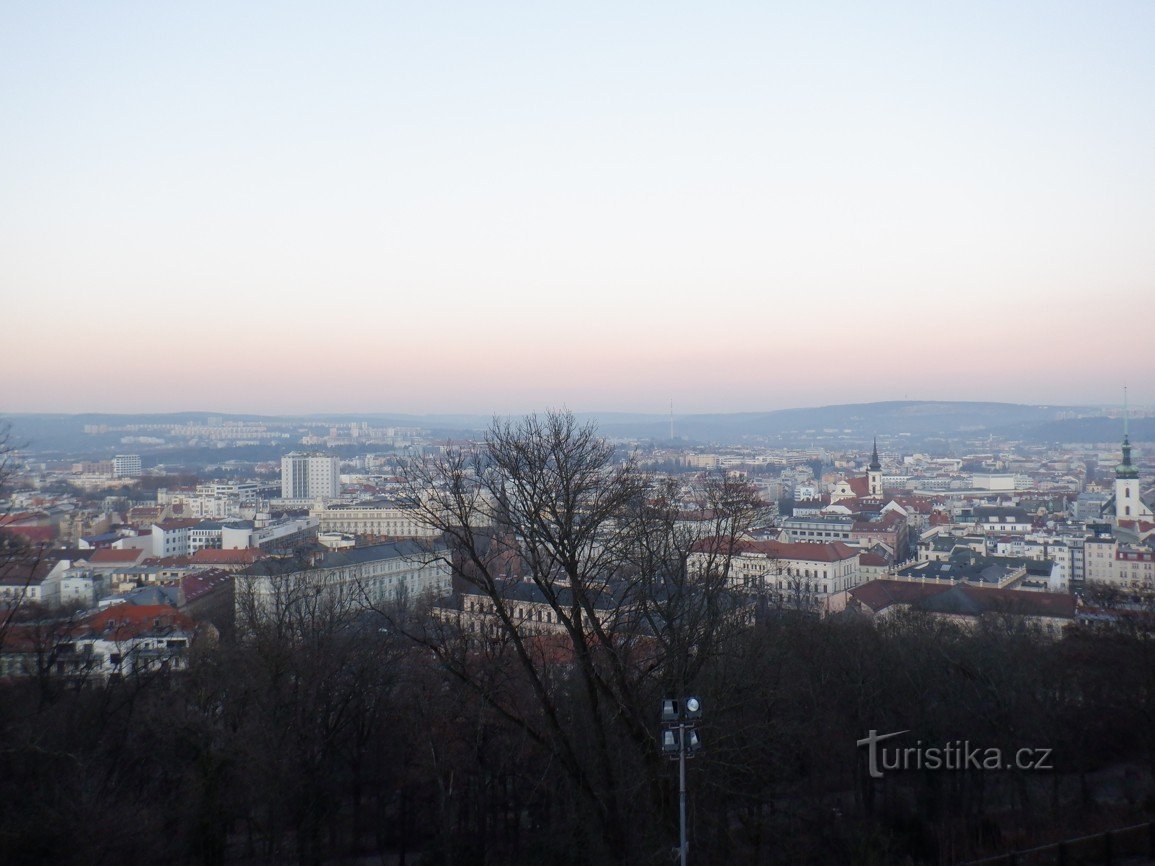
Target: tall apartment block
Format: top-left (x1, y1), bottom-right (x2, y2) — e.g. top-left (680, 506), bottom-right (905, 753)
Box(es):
top-left (280, 452), bottom-right (341, 499)
top-left (112, 454), bottom-right (143, 478)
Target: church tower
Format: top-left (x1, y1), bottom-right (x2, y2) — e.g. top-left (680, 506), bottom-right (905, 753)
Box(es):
top-left (1115, 389), bottom-right (1144, 522)
top-left (867, 437), bottom-right (883, 497)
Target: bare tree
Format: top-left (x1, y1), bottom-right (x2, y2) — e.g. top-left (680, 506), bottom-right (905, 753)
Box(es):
top-left (0, 421), bottom-right (38, 648)
top-left (393, 412), bottom-right (763, 862)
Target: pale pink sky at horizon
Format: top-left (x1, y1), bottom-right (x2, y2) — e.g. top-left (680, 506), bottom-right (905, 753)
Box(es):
top-left (3, 1), bottom-right (1154, 415)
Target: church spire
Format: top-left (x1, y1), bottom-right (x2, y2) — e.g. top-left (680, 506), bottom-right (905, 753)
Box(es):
top-left (1117, 386), bottom-right (1138, 479)
top-left (869, 437), bottom-right (881, 472)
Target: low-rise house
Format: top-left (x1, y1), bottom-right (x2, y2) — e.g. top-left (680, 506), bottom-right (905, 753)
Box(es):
top-left (84, 548), bottom-right (147, 568)
top-left (0, 605), bottom-right (201, 681)
top-left (0, 560), bottom-right (54, 608)
top-left (859, 552), bottom-right (890, 580)
top-left (973, 506), bottom-right (1034, 534)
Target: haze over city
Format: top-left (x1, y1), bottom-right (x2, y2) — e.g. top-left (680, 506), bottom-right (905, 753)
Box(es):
top-left (3, 1), bottom-right (1154, 415)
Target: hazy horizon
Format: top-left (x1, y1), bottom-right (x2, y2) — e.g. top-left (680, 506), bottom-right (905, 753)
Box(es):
top-left (4, 2), bottom-right (1153, 415)
top-left (3, 396), bottom-right (1144, 421)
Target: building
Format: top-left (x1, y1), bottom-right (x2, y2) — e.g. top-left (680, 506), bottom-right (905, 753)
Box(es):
top-left (281, 452), bottom-right (341, 500)
top-left (164, 480), bottom-right (269, 519)
top-left (973, 506), bottom-right (1033, 534)
top-left (1114, 546), bottom-right (1155, 589)
top-left (896, 549), bottom-right (1032, 589)
top-left (236, 540), bottom-right (451, 624)
top-left (1078, 533), bottom-right (1155, 590)
top-left (867, 439), bottom-right (883, 497)
top-left (692, 538), bottom-right (861, 615)
top-left (1083, 535), bottom-right (1118, 585)
top-left (1102, 409), bottom-right (1153, 525)
top-left (313, 500), bottom-right (440, 538)
top-left (112, 454), bottom-right (143, 478)
top-left (1073, 492), bottom-right (1111, 522)
top-left (437, 579), bottom-right (626, 639)
top-left (780, 514), bottom-right (855, 543)
top-left (239, 516), bottom-right (319, 552)
top-left (0, 605), bottom-right (199, 681)
top-left (153, 520), bottom-right (209, 557)
top-left (0, 559), bottom-right (55, 607)
top-left (850, 510), bottom-right (909, 559)
top-left (848, 580), bottom-right (1075, 635)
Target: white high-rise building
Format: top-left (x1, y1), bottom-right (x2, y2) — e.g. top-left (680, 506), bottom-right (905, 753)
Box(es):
top-left (281, 452), bottom-right (341, 499)
top-left (112, 454), bottom-right (142, 478)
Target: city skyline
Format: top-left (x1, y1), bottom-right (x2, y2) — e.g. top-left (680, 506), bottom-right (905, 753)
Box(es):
top-left (3, 1), bottom-right (1154, 415)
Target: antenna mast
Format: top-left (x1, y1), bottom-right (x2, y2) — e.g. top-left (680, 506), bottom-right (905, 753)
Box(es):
top-left (1124, 385), bottom-right (1129, 439)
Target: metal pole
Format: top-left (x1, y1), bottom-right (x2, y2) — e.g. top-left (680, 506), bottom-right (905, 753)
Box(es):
top-left (679, 722), bottom-right (688, 866)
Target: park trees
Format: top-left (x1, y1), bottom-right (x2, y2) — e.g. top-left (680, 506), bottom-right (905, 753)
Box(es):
top-left (397, 411), bottom-right (764, 862)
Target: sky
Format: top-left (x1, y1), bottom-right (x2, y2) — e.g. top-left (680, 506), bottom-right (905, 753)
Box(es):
top-left (2, 1), bottom-right (1153, 416)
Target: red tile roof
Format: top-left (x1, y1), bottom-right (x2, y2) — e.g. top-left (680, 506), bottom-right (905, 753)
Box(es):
top-left (87, 548), bottom-right (145, 565)
top-left (889, 496), bottom-right (936, 514)
top-left (850, 580), bottom-right (962, 612)
top-left (81, 605), bottom-right (198, 640)
top-left (722, 538), bottom-right (859, 562)
top-left (189, 548), bottom-right (265, 565)
top-left (155, 519), bottom-right (200, 530)
top-left (180, 570), bottom-right (233, 603)
top-left (142, 556), bottom-right (195, 567)
top-left (0, 525), bottom-right (55, 544)
top-left (0, 559), bottom-right (54, 586)
top-left (853, 511), bottom-right (904, 532)
top-left (0, 512), bottom-right (49, 525)
top-left (850, 579), bottom-right (1075, 619)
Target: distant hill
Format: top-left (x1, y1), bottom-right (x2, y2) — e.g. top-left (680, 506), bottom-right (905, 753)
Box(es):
top-left (1003, 416), bottom-right (1155, 444)
top-left (5, 401), bottom-right (1148, 455)
top-left (597, 401), bottom-right (1079, 442)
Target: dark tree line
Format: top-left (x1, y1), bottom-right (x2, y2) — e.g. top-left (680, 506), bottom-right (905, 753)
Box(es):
top-left (4, 606), bottom-right (1155, 864)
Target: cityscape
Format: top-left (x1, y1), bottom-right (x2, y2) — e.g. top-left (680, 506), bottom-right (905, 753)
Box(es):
top-left (2, 400), bottom-right (1154, 863)
top-left (4, 1), bottom-right (1155, 864)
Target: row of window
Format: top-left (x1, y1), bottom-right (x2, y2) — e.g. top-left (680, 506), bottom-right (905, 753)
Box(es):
top-left (466, 599), bottom-right (561, 624)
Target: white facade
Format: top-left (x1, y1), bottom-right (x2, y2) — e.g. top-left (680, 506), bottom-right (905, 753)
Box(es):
top-left (971, 473), bottom-right (1015, 492)
top-left (112, 454), bottom-right (143, 478)
top-left (690, 539), bottom-right (861, 614)
top-left (60, 572), bottom-right (100, 608)
top-left (151, 522), bottom-right (193, 557)
top-left (1115, 477), bottom-right (1152, 523)
top-left (313, 501), bottom-right (440, 538)
top-left (281, 453), bottom-right (341, 499)
top-left (151, 520), bottom-right (243, 557)
top-left (188, 524), bottom-right (225, 553)
top-left (236, 540), bottom-right (451, 623)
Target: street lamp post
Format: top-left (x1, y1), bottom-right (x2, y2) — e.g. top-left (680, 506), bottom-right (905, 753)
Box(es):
top-left (660, 696), bottom-right (702, 865)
